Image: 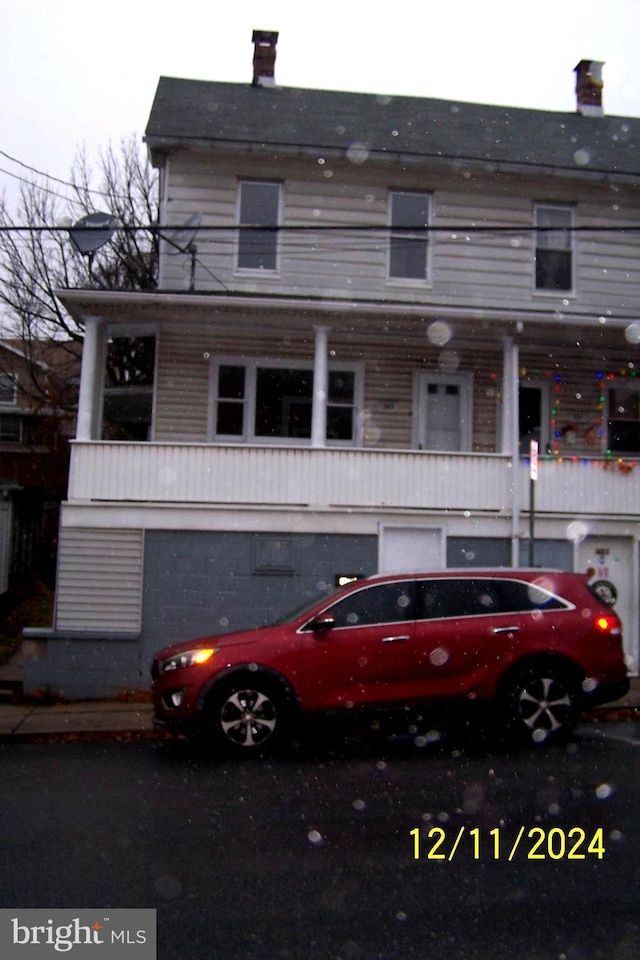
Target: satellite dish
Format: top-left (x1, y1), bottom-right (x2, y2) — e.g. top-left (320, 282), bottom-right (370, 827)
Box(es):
top-left (69, 212), bottom-right (118, 257)
top-left (165, 213), bottom-right (202, 255)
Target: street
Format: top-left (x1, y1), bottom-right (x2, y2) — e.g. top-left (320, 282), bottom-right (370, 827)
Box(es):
top-left (1, 722), bottom-right (639, 960)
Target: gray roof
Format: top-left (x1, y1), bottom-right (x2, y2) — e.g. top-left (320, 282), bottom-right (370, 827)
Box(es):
top-left (145, 77), bottom-right (640, 178)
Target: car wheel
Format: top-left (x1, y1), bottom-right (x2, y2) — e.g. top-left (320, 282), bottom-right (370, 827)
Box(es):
top-left (205, 679), bottom-right (287, 755)
top-left (501, 664), bottom-right (580, 744)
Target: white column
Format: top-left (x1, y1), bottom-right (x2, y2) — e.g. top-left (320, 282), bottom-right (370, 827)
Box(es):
top-left (311, 325), bottom-right (330, 448)
top-left (76, 316), bottom-right (104, 441)
top-left (502, 336), bottom-right (521, 566)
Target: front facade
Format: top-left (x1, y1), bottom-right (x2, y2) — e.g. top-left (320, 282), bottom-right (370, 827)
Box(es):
top-left (24, 41), bottom-right (640, 697)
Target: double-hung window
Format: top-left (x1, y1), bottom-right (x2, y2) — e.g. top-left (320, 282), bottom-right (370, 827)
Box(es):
top-left (237, 181), bottom-right (281, 271)
top-left (534, 204), bottom-right (574, 292)
top-left (388, 191), bottom-right (431, 281)
top-left (212, 359), bottom-right (360, 445)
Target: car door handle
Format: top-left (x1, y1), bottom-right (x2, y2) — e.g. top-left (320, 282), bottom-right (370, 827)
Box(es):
top-left (381, 635), bottom-right (410, 643)
top-left (491, 626), bottom-right (520, 634)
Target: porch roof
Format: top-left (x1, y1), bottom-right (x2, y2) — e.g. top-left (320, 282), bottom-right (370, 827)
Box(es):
top-left (54, 287), bottom-right (639, 349)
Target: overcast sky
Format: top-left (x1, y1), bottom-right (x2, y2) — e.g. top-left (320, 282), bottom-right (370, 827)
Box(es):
top-left (2, 0), bottom-right (640, 214)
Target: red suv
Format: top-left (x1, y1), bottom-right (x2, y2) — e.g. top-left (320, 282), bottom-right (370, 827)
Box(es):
top-left (151, 570), bottom-right (629, 752)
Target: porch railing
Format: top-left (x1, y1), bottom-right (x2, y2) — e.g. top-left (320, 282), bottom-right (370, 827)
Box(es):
top-left (67, 442), bottom-right (640, 518)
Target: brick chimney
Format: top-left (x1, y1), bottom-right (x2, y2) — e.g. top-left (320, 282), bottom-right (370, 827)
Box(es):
top-left (575, 60), bottom-right (605, 116)
top-left (252, 30), bottom-right (279, 86)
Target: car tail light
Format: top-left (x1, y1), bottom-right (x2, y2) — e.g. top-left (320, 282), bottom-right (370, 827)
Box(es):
top-left (595, 614), bottom-right (620, 634)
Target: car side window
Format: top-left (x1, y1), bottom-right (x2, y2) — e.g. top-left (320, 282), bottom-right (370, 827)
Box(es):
top-left (326, 581), bottom-right (415, 628)
top-left (494, 579), bottom-right (567, 612)
top-left (416, 578), bottom-right (501, 620)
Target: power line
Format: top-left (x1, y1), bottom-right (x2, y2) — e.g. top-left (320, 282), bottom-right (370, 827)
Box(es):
top-left (0, 148), bottom-right (132, 201)
top-left (2, 223), bottom-right (640, 234)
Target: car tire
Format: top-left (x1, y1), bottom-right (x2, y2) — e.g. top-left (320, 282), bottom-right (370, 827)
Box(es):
top-left (499, 662), bottom-right (581, 745)
top-left (202, 677), bottom-right (289, 756)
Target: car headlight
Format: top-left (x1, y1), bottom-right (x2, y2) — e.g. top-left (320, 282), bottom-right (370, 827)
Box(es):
top-left (160, 647), bottom-right (216, 672)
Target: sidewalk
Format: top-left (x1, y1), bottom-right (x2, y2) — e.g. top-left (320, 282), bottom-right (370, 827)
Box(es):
top-left (0, 665), bottom-right (638, 743)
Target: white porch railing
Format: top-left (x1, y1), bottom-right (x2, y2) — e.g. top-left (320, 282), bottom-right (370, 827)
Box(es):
top-left (67, 442), bottom-right (640, 518)
top-left (68, 442), bottom-right (513, 513)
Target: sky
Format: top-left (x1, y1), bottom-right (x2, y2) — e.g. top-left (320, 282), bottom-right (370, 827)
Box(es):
top-left (1, 0), bottom-right (640, 214)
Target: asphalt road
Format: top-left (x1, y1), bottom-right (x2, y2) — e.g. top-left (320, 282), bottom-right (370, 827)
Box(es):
top-left (1, 722), bottom-right (639, 960)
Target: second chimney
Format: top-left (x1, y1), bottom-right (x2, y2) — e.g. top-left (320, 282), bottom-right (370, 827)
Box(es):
top-left (575, 60), bottom-right (605, 116)
top-left (252, 30), bottom-right (278, 86)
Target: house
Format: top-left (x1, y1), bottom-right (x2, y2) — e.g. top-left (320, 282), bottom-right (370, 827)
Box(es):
top-left (24, 34), bottom-right (640, 698)
top-left (0, 339), bottom-right (77, 594)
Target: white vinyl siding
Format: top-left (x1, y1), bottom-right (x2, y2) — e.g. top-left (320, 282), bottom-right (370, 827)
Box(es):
top-left (158, 152), bottom-right (640, 316)
top-left (55, 528), bottom-right (144, 633)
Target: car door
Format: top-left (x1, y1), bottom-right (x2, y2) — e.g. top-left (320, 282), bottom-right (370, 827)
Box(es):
top-left (411, 577), bottom-right (512, 699)
top-left (411, 576), bottom-right (564, 700)
top-left (298, 579), bottom-right (418, 711)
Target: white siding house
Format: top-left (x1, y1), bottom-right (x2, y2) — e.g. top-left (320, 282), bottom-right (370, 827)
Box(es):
top-left (25, 40), bottom-right (640, 697)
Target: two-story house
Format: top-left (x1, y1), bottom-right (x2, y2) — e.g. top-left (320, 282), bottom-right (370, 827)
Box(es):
top-left (24, 34), bottom-right (640, 698)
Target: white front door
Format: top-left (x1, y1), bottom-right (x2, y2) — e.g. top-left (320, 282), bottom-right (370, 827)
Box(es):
top-left (378, 524), bottom-right (445, 574)
top-left (414, 372), bottom-right (472, 451)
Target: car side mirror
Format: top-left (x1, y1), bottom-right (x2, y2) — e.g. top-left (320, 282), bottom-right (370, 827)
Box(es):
top-left (309, 614), bottom-right (336, 633)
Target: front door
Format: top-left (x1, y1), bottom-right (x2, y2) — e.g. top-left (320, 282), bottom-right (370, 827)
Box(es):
top-left (414, 372), bottom-right (472, 451)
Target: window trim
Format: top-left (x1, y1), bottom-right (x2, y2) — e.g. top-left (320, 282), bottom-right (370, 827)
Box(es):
top-left (208, 355), bottom-right (364, 447)
top-left (533, 203), bottom-right (575, 295)
top-left (387, 190), bottom-right (432, 285)
top-left (235, 179), bottom-right (282, 274)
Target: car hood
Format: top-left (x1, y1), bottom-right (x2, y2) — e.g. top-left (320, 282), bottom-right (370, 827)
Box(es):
top-left (154, 624), bottom-right (280, 661)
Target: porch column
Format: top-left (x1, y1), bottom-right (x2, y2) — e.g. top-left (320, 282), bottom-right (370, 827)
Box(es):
top-left (311, 324), bottom-right (330, 448)
top-left (502, 336), bottom-right (521, 566)
top-left (76, 316), bottom-right (104, 441)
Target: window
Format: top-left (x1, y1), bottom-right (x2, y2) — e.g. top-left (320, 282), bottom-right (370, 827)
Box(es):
top-left (212, 359), bottom-right (360, 445)
top-left (415, 577), bottom-right (566, 620)
top-left (0, 415), bottom-right (22, 443)
top-left (608, 386), bottom-right (640, 454)
top-left (102, 336), bottom-right (156, 441)
top-left (323, 581), bottom-right (415, 628)
top-left (0, 374), bottom-right (17, 405)
top-left (535, 204), bottom-right (573, 291)
top-left (237, 181), bottom-right (280, 271)
top-left (388, 191), bottom-right (431, 281)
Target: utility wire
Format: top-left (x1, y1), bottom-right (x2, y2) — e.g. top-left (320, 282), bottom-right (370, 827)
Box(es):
top-left (0, 149), bottom-right (132, 201)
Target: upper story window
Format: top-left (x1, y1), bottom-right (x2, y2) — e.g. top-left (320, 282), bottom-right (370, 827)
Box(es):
top-left (534, 204), bottom-right (574, 292)
top-left (0, 374), bottom-right (17, 405)
top-left (237, 181), bottom-right (281, 271)
top-left (212, 358), bottom-right (361, 445)
top-left (607, 386), bottom-right (640, 455)
top-left (388, 191), bottom-right (431, 282)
